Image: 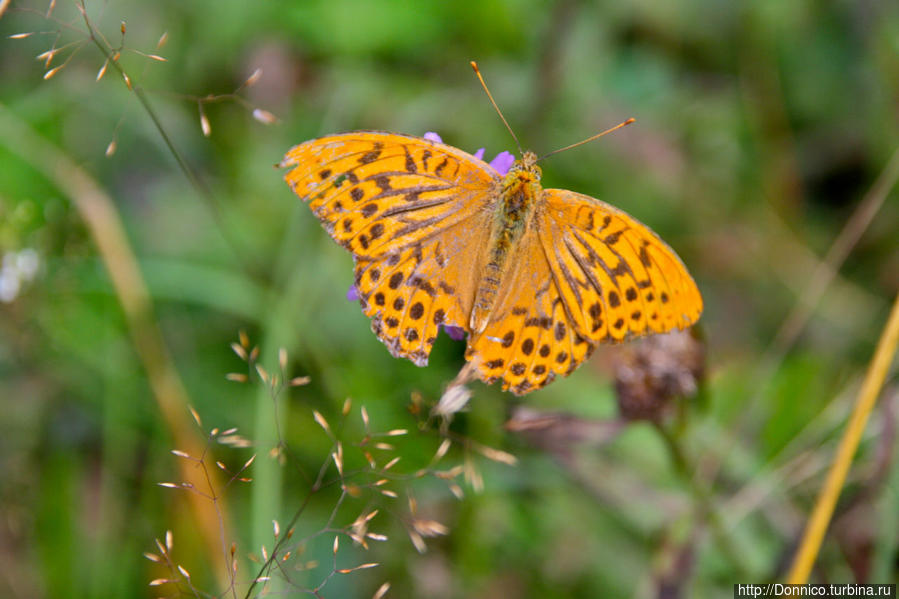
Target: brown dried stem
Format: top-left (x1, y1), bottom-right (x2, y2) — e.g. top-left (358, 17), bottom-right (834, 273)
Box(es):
top-left (756, 145), bottom-right (899, 399)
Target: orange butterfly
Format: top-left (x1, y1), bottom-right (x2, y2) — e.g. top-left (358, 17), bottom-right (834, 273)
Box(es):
top-left (281, 67), bottom-right (702, 395)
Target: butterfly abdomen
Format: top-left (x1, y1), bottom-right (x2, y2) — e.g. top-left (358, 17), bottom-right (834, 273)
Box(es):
top-left (469, 161), bottom-right (542, 333)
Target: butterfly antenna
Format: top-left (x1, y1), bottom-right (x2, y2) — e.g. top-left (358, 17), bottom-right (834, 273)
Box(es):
top-left (470, 61), bottom-right (523, 155)
top-left (537, 118), bottom-right (635, 162)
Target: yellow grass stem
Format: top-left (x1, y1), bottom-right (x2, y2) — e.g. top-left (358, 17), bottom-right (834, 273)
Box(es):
top-left (787, 292), bottom-right (899, 583)
top-left (0, 103), bottom-right (232, 591)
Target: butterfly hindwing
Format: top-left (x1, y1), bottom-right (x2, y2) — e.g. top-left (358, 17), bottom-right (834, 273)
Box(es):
top-left (355, 214), bottom-right (493, 366)
top-left (467, 226), bottom-right (594, 394)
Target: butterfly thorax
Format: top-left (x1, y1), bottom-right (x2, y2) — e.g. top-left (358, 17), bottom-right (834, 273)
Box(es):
top-left (470, 151), bottom-right (543, 334)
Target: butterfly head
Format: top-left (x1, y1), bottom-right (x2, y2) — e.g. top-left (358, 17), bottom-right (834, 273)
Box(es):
top-left (503, 151), bottom-right (542, 188)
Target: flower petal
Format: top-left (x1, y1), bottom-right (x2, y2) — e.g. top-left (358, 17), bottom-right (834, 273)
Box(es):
top-left (346, 284), bottom-right (360, 302)
top-left (423, 132), bottom-right (442, 143)
top-left (489, 151), bottom-right (515, 176)
top-left (473, 148), bottom-right (485, 160)
top-left (442, 325), bottom-right (466, 341)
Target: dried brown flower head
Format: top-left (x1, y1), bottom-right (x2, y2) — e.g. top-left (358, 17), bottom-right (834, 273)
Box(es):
top-left (612, 329), bottom-right (705, 421)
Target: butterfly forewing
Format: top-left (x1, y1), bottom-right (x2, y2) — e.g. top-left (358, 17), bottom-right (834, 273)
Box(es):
top-left (282, 132), bottom-right (497, 260)
top-left (540, 189), bottom-right (702, 341)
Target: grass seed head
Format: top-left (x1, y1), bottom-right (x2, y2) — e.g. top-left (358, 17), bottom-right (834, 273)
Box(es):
top-left (200, 111), bottom-right (211, 137)
top-left (252, 108), bottom-right (277, 124)
top-left (43, 65), bottom-right (64, 80)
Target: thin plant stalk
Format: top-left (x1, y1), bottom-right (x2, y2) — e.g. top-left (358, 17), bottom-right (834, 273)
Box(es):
top-left (76, 0), bottom-right (261, 278)
top-left (753, 146), bottom-right (899, 405)
top-left (787, 292), bottom-right (899, 583)
top-left (246, 264), bottom-right (318, 593)
top-left (654, 423), bottom-right (750, 579)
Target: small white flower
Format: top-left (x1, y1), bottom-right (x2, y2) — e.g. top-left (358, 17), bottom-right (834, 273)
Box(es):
top-left (15, 248), bottom-right (39, 280)
top-left (0, 248), bottom-right (41, 302)
top-left (0, 268), bottom-right (20, 303)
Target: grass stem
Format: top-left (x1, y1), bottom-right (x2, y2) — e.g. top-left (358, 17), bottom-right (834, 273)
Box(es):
top-left (654, 422), bottom-right (750, 579)
top-left (787, 292), bottom-right (899, 583)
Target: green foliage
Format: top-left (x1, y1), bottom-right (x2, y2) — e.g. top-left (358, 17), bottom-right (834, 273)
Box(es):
top-left (1, 0), bottom-right (898, 597)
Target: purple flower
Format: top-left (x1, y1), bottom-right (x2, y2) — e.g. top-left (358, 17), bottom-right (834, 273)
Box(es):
top-left (442, 325), bottom-right (466, 341)
top-left (489, 151), bottom-right (515, 176)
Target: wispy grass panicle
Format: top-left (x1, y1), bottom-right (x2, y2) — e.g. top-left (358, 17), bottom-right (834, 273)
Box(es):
top-left (188, 331), bottom-right (517, 596)
top-left (7, 0), bottom-right (278, 281)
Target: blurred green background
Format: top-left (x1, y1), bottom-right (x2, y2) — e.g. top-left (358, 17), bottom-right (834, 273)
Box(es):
top-left (1, 0), bottom-right (898, 597)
